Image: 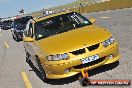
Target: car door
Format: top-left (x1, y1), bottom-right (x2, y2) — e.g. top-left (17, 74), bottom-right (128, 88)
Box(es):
top-left (23, 20), bottom-right (35, 57)
top-left (23, 20), bottom-right (40, 69)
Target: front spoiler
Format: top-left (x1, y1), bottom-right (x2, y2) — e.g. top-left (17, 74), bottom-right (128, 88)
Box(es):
top-left (46, 54), bottom-right (120, 79)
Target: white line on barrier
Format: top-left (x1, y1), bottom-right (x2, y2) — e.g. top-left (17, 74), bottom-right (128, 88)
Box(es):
top-left (100, 16), bottom-right (110, 19)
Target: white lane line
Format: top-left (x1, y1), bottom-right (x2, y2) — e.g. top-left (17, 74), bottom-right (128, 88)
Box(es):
top-left (100, 16), bottom-right (110, 19)
top-left (21, 72), bottom-right (32, 88)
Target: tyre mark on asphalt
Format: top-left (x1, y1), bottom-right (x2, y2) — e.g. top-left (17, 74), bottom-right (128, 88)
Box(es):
top-left (0, 31), bottom-right (11, 65)
top-left (105, 72), bottom-right (113, 78)
top-left (0, 31), bottom-right (7, 70)
top-left (0, 46), bottom-right (7, 71)
top-left (21, 72), bottom-right (32, 88)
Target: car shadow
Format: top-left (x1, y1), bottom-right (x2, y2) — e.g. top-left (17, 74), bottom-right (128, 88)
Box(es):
top-left (12, 37), bottom-right (22, 42)
top-left (27, 61), bottom-right (119, 85)
top-left (14, 39), bottom-right (21, 42)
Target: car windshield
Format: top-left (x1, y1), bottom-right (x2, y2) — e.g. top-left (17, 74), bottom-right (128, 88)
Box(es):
top-left (14, 16), bottom-right (32, 29)
top-left (35, 12), bottom-right (92, 40)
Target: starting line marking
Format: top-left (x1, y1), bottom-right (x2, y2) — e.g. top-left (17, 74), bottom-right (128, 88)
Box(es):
top-left (4, 42), bottom-right (9, 48)
top-left (100, 16), bottom-right (110, 19)
top-left (21, 72), bottom-right (32, 88)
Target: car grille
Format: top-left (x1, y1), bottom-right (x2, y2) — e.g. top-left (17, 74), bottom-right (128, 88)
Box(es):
top-left (87, 43), bottom-right (100, 51)
top-left (73, 56), bottom-right (106, 69)
top-left (70, 48), bottom-right (86, 55)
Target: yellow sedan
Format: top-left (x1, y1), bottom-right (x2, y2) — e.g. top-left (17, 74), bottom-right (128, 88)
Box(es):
top-left (23, 11), bottom-right (120, 81)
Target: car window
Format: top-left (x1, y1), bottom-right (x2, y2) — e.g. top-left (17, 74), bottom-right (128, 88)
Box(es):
top-left (14, 16), bottom-right (32, 27)
top-left (35, 12), bottom-right (92, 40)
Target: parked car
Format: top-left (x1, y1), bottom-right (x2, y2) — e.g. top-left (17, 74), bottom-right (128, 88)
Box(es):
top-left (11, 16), bottom-right (33, 41)
top-left (0, 22), bottom-right (2, 31)
top-left (0, 20), bottom-right (13, 30)
top-left (23, 11), bottom-right (120, 81)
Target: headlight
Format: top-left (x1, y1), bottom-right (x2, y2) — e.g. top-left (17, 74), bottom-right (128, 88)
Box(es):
top-left (103, 37), bottom-right (115, 47)
top-left (46, 53), bottom-right (69, 61)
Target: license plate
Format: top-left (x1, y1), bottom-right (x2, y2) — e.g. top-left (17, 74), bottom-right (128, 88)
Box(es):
top-left (81, 54), bottom-right (99, 64)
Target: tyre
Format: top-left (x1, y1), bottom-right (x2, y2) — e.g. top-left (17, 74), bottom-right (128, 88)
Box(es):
top-left (12, 32), bottom-right (15, 40)
top-left (13, 34), bottom-right (18, 41)
top-left (36, 56), bottom-right (47, 82)
top-left (26, 51), bottom-right (31, 63)
top-left (15, 36), bottom-right (19, 42)
top-left (12, 35), bottom-right (15, 40)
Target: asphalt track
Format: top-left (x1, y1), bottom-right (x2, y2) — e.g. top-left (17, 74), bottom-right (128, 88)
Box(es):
top-left (0, 8), bottom-right (132, 88)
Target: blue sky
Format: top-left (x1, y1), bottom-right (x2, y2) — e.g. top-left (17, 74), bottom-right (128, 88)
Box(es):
top-left (0, 0), bottom-right (75, 18)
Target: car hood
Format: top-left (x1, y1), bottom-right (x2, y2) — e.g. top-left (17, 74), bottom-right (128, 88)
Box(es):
top-left (36, 25), bottom-right (112, 55)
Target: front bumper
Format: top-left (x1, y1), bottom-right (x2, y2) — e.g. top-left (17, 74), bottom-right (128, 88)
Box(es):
top-left (15, 32), bottom-right (23, 40)
top-left (43, 42), bottom-right (120, 79)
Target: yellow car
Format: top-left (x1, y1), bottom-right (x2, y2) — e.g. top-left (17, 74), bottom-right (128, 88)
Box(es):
top-left (23, 11), bottom-right (120, 81)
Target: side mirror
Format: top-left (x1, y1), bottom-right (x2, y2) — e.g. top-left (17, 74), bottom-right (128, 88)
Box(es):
top-left (23, 37), bottom-right (35, 42)
top-left (89, 18), bottom-right (96, 23)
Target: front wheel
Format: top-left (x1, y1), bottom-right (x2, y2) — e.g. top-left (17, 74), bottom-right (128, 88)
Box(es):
top-left (12, 32), bottom-right (15, 40)
top-left (36, 57), bottom-right (47, 82)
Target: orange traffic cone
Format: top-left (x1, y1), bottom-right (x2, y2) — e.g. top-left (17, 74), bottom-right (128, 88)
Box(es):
top-left (79, 69), bottom-right (91, 86)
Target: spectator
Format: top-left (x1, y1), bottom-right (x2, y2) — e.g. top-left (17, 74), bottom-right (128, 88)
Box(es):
top-left (45, 9), bottom-right (49, 15)
top-left (48, 10), bottom-right (53, 14)
top-left (42, 9), bottom-right (46, 15)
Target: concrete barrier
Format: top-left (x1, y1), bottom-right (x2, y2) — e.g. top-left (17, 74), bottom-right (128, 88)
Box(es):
top-left (71, 0), bottom-right (132, 13)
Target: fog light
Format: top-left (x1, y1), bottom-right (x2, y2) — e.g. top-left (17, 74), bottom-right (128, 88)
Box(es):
top-left (64, 69), bottom-right (70, 73)
top-left (108, 54), bottom-right (114, 59)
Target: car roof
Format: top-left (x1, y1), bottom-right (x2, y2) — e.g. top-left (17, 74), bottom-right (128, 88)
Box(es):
top-left (14, 16), bottom-right (33, 21)
top-left (34, 11), bottom-right (73, 22)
